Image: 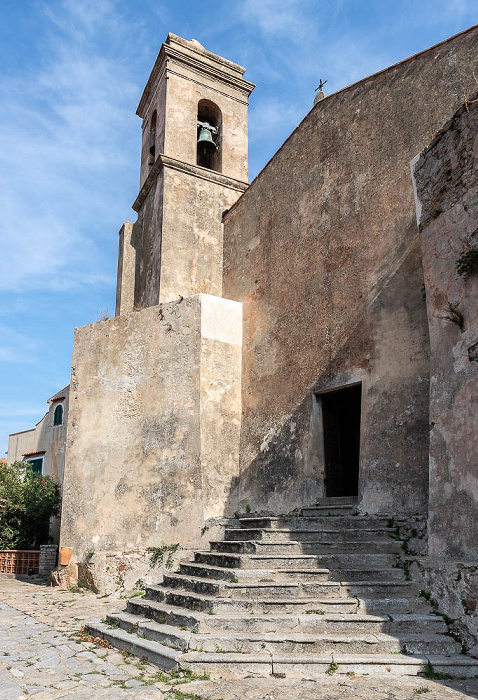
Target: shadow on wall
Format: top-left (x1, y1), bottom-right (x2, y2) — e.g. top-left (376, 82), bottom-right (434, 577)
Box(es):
top-left (227, 240), bottom-right (430, 518)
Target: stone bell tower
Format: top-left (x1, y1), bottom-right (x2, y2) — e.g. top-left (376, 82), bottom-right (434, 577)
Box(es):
top-left (116, 34), bottom-right (255, 313)
top-left (60, 36), bottom-right (254, 591)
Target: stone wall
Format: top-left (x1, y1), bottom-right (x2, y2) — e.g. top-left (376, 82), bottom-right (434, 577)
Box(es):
top-left (60, 294), bottom-right (242, 591)
top-left (412, 558), bottom-right (478, 657)
top-left (412, 92), bottom-right (478, 559)
top-left (222, 26), bottom-right (478, 516)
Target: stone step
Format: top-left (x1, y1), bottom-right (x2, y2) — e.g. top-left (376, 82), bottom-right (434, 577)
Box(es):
top-left (107, 612), bottom-right (192, 651)
top-left (358, 596), bottom-right (430, 614)
top-left (180, 561), bottom-right (331, 581)
top-left (194, 551), bottom-right (243, 568)
top-left (144, 586), bottom-right (359, 614)
top-left (86, 620), bottom-right (181, 670)
top-left (105, 612), bottom-right (455, 656)
top-left (125, 598), bottom-right (204, 630)
top-left (161, 575), bottom-right (346, 598)
top-left (210, 539), bottom-right (403, 555)
top-left (399, 634), bottom-right (460, 656)
top-left (301, 505), bottom-right (357, 516)
top-left (106, 613), bottom-right (457, 655)
top-left (297, 613), bottom-right (448, 636)
top-left (127, 598), bottom-right (202, 629)
top-left (225, 527), bottom-right (395, 543)
top-left (341, 581), bottom-right (420, 597)
top-left (238, 516), bottom-right (393, 530)
top-left (157, 577), bottom-right (417, 602)
top-left (313, 497), bottom-right (358, 506)
top-left (388, 613), bottom-right (447, 633)
top-left (195, 551), bottom-right (324, 569)
top-left (202, 612), bottom-right (389, 634)
top-left (312, 553), bottom-right (399, 568)
top-left (119, 604), bottom-right (448, 637)
top-left (187, 632), bottom-right (388, 655)
top-left (329, 567), bottom-right (405, 581)
top-left (188, 632), bottom-right (457, 656)
top-left (180, 651), bottom-right (478, 678)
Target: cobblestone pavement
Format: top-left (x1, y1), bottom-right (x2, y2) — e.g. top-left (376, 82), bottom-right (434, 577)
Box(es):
top-left (1, 577), bottom-right (478, 699)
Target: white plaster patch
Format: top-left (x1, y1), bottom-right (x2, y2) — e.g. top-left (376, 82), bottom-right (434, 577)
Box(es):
top-left (200, 294), bottom-right (242, 346)
top-left (410, 153), bottom-right (423, 225)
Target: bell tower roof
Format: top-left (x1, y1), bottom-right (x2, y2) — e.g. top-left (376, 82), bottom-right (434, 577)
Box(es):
top-left (137, 33), bottom-right (255, 119)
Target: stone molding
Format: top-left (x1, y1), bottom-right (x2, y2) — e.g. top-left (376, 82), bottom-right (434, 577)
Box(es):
top-left (137, 41), bottom-right (255, 118)
top-left (133, 153), bottom-right (249, 212)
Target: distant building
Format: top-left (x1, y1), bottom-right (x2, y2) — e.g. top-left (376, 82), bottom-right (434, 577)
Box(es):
top-left (7, 386), bottom-right (69, 543)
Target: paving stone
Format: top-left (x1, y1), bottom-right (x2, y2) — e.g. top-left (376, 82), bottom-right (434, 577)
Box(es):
top-left (0, 680), bottom-right (24, 700)
top-left (124, 678), bottom-right (145, 687)
top-left (53, 679), bottom-right (80, 689)
top-left (23, 686), bottom-right (49, 695)
top-left (8, 666), bottom-right (24, 677)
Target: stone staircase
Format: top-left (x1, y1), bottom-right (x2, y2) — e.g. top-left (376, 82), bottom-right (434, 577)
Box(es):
top-left (89, 498), bottom-right (478, 678)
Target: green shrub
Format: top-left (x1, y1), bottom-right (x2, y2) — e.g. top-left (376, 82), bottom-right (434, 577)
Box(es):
top-left (456, 248), bottom-right (478, 280)
top-left (0, 462), bottom-right (61, 549)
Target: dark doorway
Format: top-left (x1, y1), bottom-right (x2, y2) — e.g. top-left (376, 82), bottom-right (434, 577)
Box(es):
top-left (321, 384), bottom-right (361, 497)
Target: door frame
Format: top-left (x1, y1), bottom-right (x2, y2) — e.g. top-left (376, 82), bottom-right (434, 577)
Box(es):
top-left (306, 380), bottom-right (363, 499)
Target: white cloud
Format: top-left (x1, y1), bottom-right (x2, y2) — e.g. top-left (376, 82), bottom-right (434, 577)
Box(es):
top-left (0, 0), bottom-right (142, 292)
top-left (0, 324), bottom-right (39, 364)
top-left (239, 0), bottom-right (312, 37)
top-left (0, 404), bottom-right (46, 418)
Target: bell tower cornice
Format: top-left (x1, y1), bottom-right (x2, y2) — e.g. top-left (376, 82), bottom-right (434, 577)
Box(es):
top-left (137, 34), bottom-right (255, 119)
top-left (133, 153), bottom-right (248, 212)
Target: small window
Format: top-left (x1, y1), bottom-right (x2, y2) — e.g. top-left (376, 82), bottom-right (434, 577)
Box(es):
top-left (26, 458), bottom-right (43, 474)
top-left (53, 404), bottom-right (63, 426)
top-left (149, 110), bottom-right (157, 165)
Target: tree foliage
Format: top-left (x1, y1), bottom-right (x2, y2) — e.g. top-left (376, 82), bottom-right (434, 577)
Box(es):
top-left (0, 462), bottom-right (61, 549)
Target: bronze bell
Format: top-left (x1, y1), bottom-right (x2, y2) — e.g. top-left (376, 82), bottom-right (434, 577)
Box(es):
top-left (197, 126), bottom-right (217, 155)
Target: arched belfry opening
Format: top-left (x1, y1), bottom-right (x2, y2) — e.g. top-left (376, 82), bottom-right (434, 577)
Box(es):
top-left (149, 110), bottom-right (157, 165)
top-left (197, 99), bottom-right (222, 172)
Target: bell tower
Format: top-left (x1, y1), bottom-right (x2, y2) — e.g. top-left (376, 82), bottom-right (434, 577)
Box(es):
top-left (116, 34), bottom-right (255, 312)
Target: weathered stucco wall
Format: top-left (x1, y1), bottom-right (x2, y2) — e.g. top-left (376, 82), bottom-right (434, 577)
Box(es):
top-left (412, 92), bottom-right (478, 559)
top-left (115, 222), bottom-right (135, 316)
top-left (223, 27), bottom-right (478, 516)
top-left (159, 164), bottom-right (246, 303)
top-left (61, 295), bottom-right (242, 581)
top-left (133, 169), bottom-right (165, 309)
top-left (130, 162), bottom-right (247, 308)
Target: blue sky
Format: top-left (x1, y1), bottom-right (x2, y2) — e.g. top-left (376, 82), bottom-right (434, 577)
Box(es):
top-left (1, 0), bottom-right (477, 457)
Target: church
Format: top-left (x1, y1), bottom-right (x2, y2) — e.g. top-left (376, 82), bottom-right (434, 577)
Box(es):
top-left (57, 28), bottom-right (478, 675)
